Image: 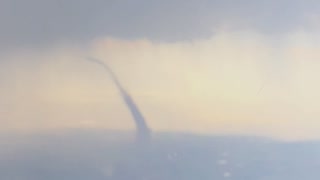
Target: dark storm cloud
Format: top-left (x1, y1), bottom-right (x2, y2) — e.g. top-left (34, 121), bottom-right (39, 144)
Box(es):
top-left (0, 0), bottom-right (319, 50)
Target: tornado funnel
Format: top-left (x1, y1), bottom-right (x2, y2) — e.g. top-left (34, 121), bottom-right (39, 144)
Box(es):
top-left (85, 57), bottom-right (151, 143)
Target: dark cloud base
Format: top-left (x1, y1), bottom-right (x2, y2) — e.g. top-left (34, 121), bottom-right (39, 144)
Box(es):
top-left (1, 0), bottom-right (319, 51)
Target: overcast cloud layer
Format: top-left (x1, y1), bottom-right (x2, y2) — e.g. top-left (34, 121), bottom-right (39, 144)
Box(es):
top-left (1, 0), bottom-right (320, 51)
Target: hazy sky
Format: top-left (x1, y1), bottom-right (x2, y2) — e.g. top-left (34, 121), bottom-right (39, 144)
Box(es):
top-left (2, 0), bottom-right (320, 140)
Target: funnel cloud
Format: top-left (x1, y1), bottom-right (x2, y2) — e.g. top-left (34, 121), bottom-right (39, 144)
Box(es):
top-left (85, 57), bottom-right (151, 143)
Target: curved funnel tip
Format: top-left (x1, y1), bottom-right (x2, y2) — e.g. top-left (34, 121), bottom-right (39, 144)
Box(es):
top-left (85, 57), bottom-right (152, 143)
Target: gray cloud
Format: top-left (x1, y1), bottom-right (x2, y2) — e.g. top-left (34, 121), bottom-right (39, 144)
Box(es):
top-left (1, 0), bottom-right (320, 51)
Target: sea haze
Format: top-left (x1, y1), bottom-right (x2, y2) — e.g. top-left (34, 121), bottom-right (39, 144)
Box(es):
top-left (0, 129), bottom-right (319, 180)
